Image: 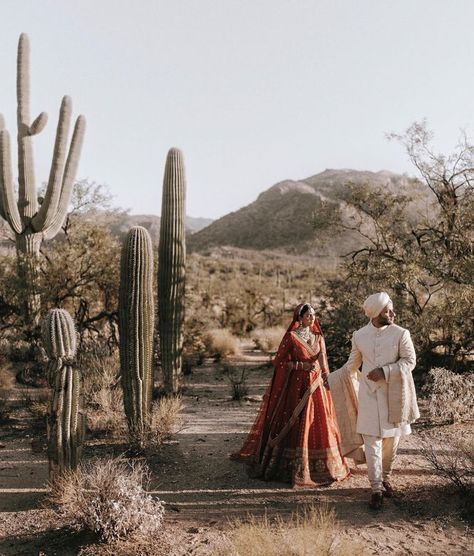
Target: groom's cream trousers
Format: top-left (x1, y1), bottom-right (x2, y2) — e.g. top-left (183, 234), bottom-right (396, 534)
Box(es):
top-left (362, 434), bottom-right (401, 492)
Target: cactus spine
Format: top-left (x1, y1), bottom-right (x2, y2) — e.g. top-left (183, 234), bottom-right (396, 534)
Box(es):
top-left (43, 309), bottom-right (83, 480)
top-left (119, 226), bottom-right (154, 437)
top-left (158, 148), bottom-right (186, 394)
top-left (0, 34), bottom-right (86, 325)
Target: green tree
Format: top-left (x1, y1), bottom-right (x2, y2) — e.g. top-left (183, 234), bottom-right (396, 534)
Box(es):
top-left (318, 122), bottom-right (473, 374)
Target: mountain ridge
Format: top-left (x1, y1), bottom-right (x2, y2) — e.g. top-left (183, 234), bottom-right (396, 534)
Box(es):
top-left (187, 169), bottom-right (428, 259)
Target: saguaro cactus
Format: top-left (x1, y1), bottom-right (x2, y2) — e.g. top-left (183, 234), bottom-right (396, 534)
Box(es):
top-left (0, 34), bottom-right (86, 325)
top-left (42, 308), bottom-right (83, 480)
top-left (119, 226), bottom-right (154, 437)
top-left (158, 148), bottom-right (186, 394)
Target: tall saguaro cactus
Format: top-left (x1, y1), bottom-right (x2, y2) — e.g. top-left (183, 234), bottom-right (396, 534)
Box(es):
top-left (158, 148), bottom-right (186, 394)
top-left (119, 226), bottom-right (155, 437)
top-left (42, 308), bottom-right (83, 480)
top-left (0, 34), bottom-right (86, 326)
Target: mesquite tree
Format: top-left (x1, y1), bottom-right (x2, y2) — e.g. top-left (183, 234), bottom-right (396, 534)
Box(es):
top-left (0, 34), bottom-right (85, 327)
top-left (158, 148), bottom-right (186, 394)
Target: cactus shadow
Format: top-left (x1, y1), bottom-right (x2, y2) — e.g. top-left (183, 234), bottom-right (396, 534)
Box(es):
top-left (0, 527), bottom-right (97, 556)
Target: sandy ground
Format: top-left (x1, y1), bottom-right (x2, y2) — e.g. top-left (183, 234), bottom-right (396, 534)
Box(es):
top-left (0, 347), bottom-right (472, 555)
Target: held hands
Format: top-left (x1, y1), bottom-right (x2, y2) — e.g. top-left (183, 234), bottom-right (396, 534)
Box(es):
top-left (367, 367), bottom-right (385, 382)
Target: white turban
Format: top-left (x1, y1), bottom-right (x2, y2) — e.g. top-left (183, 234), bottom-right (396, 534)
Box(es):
top-left (363, 292), bottom-right (392, 319)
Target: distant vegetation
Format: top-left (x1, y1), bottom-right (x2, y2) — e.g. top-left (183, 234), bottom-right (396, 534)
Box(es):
top-left (1, 122), bottom-right (472, 380)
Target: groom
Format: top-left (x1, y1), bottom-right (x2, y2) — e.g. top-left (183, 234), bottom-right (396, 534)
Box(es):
top-left (344, 292), bottom-right (419, 510)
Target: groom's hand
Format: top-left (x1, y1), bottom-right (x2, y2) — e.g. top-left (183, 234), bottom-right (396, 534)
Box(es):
top-left (367, 367), bottom-right (385, 382)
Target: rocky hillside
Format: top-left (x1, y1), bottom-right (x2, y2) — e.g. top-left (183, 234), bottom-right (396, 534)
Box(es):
top-left (187, 169), bottom-right (429, 259)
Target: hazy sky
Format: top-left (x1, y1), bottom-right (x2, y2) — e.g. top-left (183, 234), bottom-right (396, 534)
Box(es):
top-left (1, 1), bottom-right (473, 219)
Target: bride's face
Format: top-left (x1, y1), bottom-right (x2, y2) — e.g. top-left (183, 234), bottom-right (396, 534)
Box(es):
top-left (300, 310), bottom-right (315, 328)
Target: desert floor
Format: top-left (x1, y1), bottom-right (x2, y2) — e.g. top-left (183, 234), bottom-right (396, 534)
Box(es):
top-left (0, 346), bottom-right (472, 555)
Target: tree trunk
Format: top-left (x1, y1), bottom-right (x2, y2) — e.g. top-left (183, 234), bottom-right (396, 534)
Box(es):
top-left (16, 230), bottom-right (42, 330)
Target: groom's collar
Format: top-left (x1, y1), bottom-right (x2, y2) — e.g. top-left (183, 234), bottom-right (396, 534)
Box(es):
top-left (369, 322), bottom-right (390, 332)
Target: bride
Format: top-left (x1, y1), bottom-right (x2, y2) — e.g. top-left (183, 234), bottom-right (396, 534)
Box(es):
top-left (232, 303), bottom-right (349, 488)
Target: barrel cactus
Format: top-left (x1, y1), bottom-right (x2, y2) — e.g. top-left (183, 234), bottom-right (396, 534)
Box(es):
top-left (42, 308), bottom-right (83, 480)
top-left (0, 34), bottom-right (85, 326)
top-left (119, 226), bottom-right (154, 438)
top-left (158, 148), bottom-right (186, 394)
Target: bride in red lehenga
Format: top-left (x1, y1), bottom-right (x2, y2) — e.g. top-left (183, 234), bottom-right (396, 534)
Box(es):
top-left (232, 303), bottom-right (350, 488)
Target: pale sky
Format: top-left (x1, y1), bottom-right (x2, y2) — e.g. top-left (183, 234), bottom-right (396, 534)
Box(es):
top-left (1, 0), bottom-right (473, 219)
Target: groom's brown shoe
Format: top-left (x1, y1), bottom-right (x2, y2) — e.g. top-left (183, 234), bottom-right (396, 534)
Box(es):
top-left (368, 492), bottom-right (383, 510)
top-left (382, 480), bottom-right (394, 498)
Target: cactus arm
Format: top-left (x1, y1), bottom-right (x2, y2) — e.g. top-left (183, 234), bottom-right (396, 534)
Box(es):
top-left (43, 308), bottom-right (81, 479)
top-left (0, 116), bottom-right (4, 220)
top-left (32, 96), bottom-right (72, 232)
top-left (0, 130), bottom-right (22, 233)
top-left (56, 368), bottom-right (66, 471)
top-left (64, 366), bottom-right (73, 467)
top-left (119, 226), bottom-right (154, 436)
top-left (16, 33), bottom-right (38, 219)
top-left (29, 112), bottom-right (48, 136)
top-left (158, 148), bottom-right (186, 394)
top-left (43, 115), bottom-right (86, 239)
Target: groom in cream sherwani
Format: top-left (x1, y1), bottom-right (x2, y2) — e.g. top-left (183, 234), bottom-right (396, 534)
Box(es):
top-left (344, 292), bottom-right (419, 510)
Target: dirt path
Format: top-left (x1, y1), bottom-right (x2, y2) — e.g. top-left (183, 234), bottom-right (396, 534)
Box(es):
top-left (0, 347), bottom-right (472, 555)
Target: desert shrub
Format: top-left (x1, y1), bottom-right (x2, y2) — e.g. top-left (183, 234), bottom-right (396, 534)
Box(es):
top-left (48, 457), bottom-right (165, 543)
top-left (82, 352), bottom-right (125, 437)
top-left (423, 367), bottom-right (474, 423)
top-left (226, 504), bottom-right (363, 556)
top-left (251, 326), bottom-right (285, 353)
top-left (129, 395), bottom-right (184, 450)
top-left (203, 328), bottom-right (241, 360)
top-left (223, 366), bottom-right (249, 401)
top-left (9, 339), bottom-right (32, 362)
top-left (419, 429), bottom-right (474, 496)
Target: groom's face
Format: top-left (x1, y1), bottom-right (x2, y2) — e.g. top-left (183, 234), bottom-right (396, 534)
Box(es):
top-left (377, 302), bottom-right (396, 326)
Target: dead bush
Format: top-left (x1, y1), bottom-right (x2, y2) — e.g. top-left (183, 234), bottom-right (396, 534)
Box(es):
top-left (83, 353), bottom-right (126, 437)
top-left (9, 339), bottom-right (32, 362)
top-left (419, 429), bottom-right (474, 496)
top-left (423, 367), bottom-right (474, 423)
top-left (203, 328), bottom-right (241, 360)
top-left (224, 366), bottom-right (249, 401)
top-left (226, 504), bottom-right (363, 556)
top-left (48, 456), bottom-right (165, 543)
top-left (129, 395), bottom-right (184, 451)
top-left (251, 327), bottom-right (285, 353)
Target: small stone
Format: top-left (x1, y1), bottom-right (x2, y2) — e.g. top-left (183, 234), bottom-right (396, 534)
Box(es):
top-left (187, 527), bottom-right (200, 534)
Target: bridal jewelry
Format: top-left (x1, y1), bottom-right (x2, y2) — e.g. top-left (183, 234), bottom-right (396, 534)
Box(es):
top-left (295, 326), bottom-right (314, 343)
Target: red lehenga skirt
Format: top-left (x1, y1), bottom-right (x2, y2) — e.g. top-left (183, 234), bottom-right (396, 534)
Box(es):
top-left (231, 330), bottom-right (349, 488)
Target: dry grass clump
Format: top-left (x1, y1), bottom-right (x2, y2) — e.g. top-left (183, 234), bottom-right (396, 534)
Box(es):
top-left (48, 456), bottom-right (165, 543)
top-left (83, 353), bottom-right (126, 437)
top-left (130, 395), bottom-right (184, 450)
top-left (251, 327), bottom-right (285, 353)
top-left (225, 504), bottom-right (363, 556)
top-left (420, 429), bottom-right (474, 496)
top-left (204, 328), bottom-right (241, 360)
top-left (423, 367), bottom-right (474, 423)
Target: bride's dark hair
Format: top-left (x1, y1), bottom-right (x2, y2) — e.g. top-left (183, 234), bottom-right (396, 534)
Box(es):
top-left (298, 303), bottom-right (314, 317)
